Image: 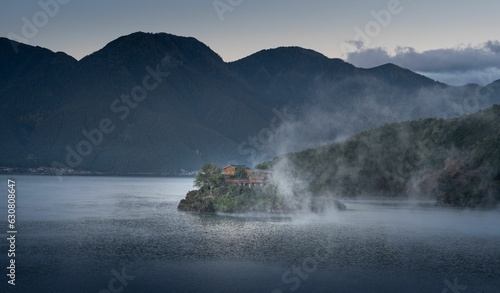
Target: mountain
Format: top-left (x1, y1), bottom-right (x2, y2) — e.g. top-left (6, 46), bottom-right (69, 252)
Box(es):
top-left (37, 32), bottom-right (279, 173)
top-left (1, 32), bottom-right (499, 174)
top-left (229, 47), bottom-right (499, 156)
top-left (0, 38), bottom-right (77, 167)
top-left (272, 105), bottom-right (500, 208)
top-left (229, 48), bottom-right (443, 108)
top-left (1, 33), bottom-right (275, 173)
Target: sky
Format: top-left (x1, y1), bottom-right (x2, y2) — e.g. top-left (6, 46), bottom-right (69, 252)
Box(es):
top-left (2, 0), bottom-right (500, 86)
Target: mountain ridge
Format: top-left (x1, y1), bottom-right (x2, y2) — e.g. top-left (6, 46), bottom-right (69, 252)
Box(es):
top-left (1, 32), bottom-right (499, 174)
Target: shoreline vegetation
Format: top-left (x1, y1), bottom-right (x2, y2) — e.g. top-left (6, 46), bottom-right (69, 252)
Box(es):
top-left (271, 105), bottom-right (500, 209)
top-left (179, 105), bottom-right (500, 212)
top-left (177, 163), bottom-right (347, 213)
top-left (178, 163), bottom-right (286, 213)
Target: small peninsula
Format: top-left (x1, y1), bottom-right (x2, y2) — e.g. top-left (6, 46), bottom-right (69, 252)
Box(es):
top-left (177, 163), bottom-right (346, 213)
top-left (179, 105), bottom-right (500, 211)
top-left (177, 163), bottom-right (284, 213)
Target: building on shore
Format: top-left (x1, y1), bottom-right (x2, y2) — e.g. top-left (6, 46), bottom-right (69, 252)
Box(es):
top-left (222, 165), bottom-right (272, 188)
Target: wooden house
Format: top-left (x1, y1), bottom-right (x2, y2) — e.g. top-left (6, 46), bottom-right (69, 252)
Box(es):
top-left (222, 164), bottom-right (272, 188)
top-left (223, 165), bottom-right (250, 176)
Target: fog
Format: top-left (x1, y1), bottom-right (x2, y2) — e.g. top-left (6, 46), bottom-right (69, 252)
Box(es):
top-left (252, 75), bottom-right (500, 213)
top-left (251, 76), bottom-right (495, 164)
top-left (290, 199), bottom-right (500, 236)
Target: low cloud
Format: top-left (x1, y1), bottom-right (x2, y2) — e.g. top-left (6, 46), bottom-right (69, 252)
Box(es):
top-left (421, 68), bottom-right (500, 86)
top-left (345, 41), bottom-right (500, 86)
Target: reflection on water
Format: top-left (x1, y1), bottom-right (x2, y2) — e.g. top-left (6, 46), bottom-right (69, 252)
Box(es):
top-left (0, 175), bottom-right (499, 292)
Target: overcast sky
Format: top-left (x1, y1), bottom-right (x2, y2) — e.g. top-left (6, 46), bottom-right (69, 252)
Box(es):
top-left (2, 0), bottom-right (500, 86)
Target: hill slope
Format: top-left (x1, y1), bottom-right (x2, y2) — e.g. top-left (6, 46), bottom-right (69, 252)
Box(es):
top-left (273, 105), bottom-right (500, 208)
top-left (1, 32), bottom-right (500, 174)
top-left (1, 33), bottom-right (273, 173)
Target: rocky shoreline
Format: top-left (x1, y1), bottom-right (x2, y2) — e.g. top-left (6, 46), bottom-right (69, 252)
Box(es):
top-left (177, 183), bottom-right (347, 213)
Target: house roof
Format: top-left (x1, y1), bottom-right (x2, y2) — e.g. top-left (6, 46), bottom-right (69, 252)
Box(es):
top-left (224, 165), bottom-right (249, 169)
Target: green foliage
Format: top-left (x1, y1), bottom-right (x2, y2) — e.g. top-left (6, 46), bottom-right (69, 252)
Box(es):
top-left (234, 167), bottom-right (248, 179)
top-left (182, 106), bottom-right (500, 211)
top-left (275, 105), bottom-right (500, 207)
top-left (255, 162), bottom-right (271, 170)
top-left (194, 163), bottom-right (223, 192)
top-left (212, 184), bottom-right (284, 213)
top-left (180, 165), bottom-right (285, 213)
top-left (177, 189), bottom-right (216, 212)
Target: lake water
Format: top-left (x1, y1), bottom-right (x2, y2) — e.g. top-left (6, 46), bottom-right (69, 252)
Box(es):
top-left (0, 175), bottom-right (499, 292)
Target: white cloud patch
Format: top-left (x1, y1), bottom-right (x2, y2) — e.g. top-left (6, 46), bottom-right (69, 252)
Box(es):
top-left (345, 41), bottom-right (500, 86)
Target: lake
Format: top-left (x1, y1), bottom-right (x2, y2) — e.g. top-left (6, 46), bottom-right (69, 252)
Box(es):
top-left (0, 175), bottom-right (499, 292)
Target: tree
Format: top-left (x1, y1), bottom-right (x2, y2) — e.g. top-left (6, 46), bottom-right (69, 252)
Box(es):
top-left (234, 167), bottom-right (248, 179)
top-left (255, 162), bottom-right (271, 170)
top-left (194, 163), bottom-right (223, 193)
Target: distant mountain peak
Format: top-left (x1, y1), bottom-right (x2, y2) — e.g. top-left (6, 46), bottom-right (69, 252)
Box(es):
top-left (80, 31), bottom-right (224, 66)
top-left (365, 62), bottom-right (443, 88)
top-left (372, 62), bottom-right (403, 69)
top-left (254, 46), bottom-right (329, 57)
top-left (233, 46), bottom-right (334, 64)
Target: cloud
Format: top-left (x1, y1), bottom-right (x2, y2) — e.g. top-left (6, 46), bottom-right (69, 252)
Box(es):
top-left (345, 41), bottom-right (500, 86)
top-left (485, 40), bottom-right (500, 54)
top-left (421, 68), bottom-right (500, 87)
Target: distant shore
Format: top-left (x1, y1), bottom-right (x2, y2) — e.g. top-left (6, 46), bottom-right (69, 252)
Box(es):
top-left (0, 166), bottom-right (197, 177)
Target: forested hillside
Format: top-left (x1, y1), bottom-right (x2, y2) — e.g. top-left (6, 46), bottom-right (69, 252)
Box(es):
top-left (274, 105), bottom-right (500, 208)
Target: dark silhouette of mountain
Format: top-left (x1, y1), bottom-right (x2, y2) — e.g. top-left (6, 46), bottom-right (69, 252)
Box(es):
top-left (363, 63), bottom-right (443, 88)
top-left (229, 47), bottom-right (356, 107)
top-left (229, 46), bottom-right (495, 155)
top-left (1, 33), bottom-right (274, 173)
top-left (0, 38), bottom-right (77, 167)
top-left (230, 50), bottom-right (442, 108)
top-left (0, 32), bottom-right (498, 174)
top-left (230, 48), bottom-right (470, 114)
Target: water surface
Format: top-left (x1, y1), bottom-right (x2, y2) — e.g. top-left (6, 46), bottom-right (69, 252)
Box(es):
top-left (0, 175), bottom-right (499, 292)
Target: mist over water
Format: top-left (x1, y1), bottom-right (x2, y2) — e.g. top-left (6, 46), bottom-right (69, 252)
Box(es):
top-left (0, 176), bottom-right (498, 292)
top-left (255, 81), bottom-right (500, 211)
